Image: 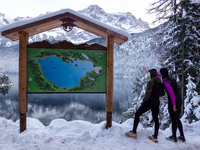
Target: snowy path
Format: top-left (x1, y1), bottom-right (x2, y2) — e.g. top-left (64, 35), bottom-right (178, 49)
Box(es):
top-left (0, 117), bottom-right (200, 150)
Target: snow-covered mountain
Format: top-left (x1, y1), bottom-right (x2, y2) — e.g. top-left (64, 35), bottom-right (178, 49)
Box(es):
top-left (0, 13), bottom-right (14, 26)
top-left (79, 5), bottom-right (149, 33)
top-left (0, 13), bottom-right (16, 47)
top-left (0, 5), bottom-right (160, 77)
top-left (13, 16), bottom-right (32, 22)
top-left (0, 5), bottom-right (150, 47)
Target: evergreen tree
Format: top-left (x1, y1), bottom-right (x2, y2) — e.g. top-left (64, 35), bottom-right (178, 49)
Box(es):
top-left (148, 0), bottom-right (182, 67)
top-left (147, 0), bottom-right (200, 123)
top-left (148, 0), bottom-right (180, 24)
top-left (183, 74), bottom-right (200, 123)
top-left (182, 0), bottom-right (200, 94)
top-left (162, 0), bottom-right (200, 107)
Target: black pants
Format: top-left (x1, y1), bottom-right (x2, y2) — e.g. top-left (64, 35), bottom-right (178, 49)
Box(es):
top-left (168, 106), bottom-right (184, 137)
top-left (132, 99), bottom-right (160, 138)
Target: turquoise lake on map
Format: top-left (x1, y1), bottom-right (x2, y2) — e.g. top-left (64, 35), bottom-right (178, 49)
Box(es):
top-left (37, 56), bottom-right (94, 87)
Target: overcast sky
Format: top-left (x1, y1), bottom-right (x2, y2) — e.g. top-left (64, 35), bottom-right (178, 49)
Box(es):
top-left (0, 0), bottom-right (156, 26)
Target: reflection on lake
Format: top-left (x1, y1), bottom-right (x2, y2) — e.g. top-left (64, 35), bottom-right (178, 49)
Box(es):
top-left (0, 73), bottom-right (135, 125)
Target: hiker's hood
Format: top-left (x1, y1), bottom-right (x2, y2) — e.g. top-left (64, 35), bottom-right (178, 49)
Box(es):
top-left (150, 69), bottom-right (157, 79)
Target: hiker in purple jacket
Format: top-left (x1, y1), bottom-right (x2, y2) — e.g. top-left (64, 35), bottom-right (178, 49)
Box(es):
top-left (159, 68), bottom-right (186, 142)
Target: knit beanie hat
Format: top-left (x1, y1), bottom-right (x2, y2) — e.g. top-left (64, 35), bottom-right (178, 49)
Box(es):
top-left (160, 68), bottom-right (168, 77)
top-left (149, 69), bottom-right (157, 79)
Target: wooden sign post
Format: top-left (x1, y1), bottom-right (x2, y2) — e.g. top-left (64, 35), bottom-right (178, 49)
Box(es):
top-left (106, 35), bottom-right (114, 128)
top-left (18, 31), bottom-right (29, 133)
top-left (0, 9), bottom-right (128, 132)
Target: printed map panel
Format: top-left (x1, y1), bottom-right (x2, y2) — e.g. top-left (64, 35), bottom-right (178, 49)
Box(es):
top-left (27, 48), bottom-right (107, 93)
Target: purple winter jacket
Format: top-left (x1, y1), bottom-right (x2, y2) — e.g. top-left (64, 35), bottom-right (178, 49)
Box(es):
top-left (157, 73), bottom-right (176, 106)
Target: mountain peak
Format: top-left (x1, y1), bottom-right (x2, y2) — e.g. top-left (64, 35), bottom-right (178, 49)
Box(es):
top-left (13, 16), bottom-right (32, 22)
top-left (0, 12), bottom-right (14, 27)
top-left (79, 4), bottom-right (106, 16)
top-left (79, 5), bottom-right (150, 33)
top-left (88, 4), bottom-right (102, 9)
top-left (137, 18), bottom-right (150, 29)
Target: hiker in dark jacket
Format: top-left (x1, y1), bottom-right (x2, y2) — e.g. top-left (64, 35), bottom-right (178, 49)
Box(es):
top-left (125, 69), bottom-right (165, 142)
top-left (160, 68), bottom-right (186, 142)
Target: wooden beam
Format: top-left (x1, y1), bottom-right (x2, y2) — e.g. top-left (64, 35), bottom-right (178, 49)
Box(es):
top-left (1, 12), bottom-right (128, 44)
top-left (73, 21), bottom-right (125, 45)
top-left (106, 35), bottom-right (114, 128)
top-left (2, 20), bottom-right (63, 41)
top-left (106, 112), bottom-right (112, 128)
top-left (68, 12), bottom-right (128, 44)
top-left (18, 31), bottom-right (29, 133)
top-left (1, 13), bottom-right (68, 37)
top-left (20, 114), bottom-right (26, 133)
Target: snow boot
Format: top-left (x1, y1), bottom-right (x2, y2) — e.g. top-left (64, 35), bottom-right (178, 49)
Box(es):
top-left (177, 136), bottom-right (186, 142)
top-left (148, 135), bottom-right (158, 142)
top-left (166, 135), bottom-right (177, 142)
top-left (125, 131), bottom-right (137, 138)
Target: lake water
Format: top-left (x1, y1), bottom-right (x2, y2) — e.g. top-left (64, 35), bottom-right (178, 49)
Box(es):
top-left (38, 56), bottom-right (94, 87)
top-left (0, 73), bottom-right (136, 125)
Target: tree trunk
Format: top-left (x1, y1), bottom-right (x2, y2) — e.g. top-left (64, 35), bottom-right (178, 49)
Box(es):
top-left (181, 43), bottom-right (185, 116)
top-left (181, 20), bottom-right (186, 116)
top-left (173, 0), bottom-right (177, 22)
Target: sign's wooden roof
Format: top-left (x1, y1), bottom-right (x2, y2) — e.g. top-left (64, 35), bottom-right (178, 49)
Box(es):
top-left (0, 9), bottom-right (129, 45)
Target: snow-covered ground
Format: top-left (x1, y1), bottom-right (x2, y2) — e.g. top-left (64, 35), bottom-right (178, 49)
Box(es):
top-left (0, 117), bottom-right (200, 150)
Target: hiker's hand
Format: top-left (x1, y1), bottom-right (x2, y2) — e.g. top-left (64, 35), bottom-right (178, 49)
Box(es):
top-left (145, 69), bottom-right (149, 73)
top-left (173, 106), bottom-right (177, 113)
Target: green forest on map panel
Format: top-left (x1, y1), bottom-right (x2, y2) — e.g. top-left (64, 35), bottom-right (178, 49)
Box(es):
top-left (27, 48), bottom-right (107, 93)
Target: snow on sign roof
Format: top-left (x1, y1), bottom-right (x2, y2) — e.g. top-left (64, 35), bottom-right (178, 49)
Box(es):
top-left (0, 8), bottom-right (130, 45)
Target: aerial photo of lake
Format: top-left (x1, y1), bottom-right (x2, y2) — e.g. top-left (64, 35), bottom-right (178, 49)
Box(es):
top-left (38, 56), bottom-right (94, 88)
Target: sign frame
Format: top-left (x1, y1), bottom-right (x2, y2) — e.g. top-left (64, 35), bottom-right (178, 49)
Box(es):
top-left (27, 48), bottom-right (107, 93)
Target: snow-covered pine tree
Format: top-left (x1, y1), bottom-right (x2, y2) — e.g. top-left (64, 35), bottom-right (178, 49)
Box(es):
top-left (181, 0), bottom-right (200, 94)
top-left (148, 0), bottom-right (180, 24)
top-left (122, 68), bottom-right (149, 120)
top-left (148, 0), bottom-right (181, 65)
top-left (147, 0), bottom-right (200, 124)
top-left (183, 74), bottom-right (200, 123)
top-left (162, 0), bottom-right (200, 104)
top-left (159, 94), bottom-right (171, 129)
